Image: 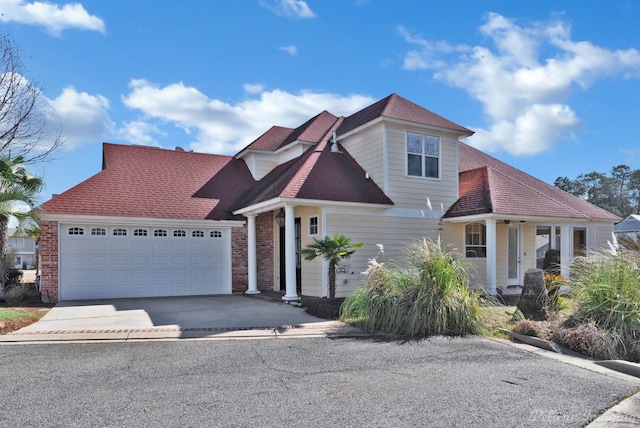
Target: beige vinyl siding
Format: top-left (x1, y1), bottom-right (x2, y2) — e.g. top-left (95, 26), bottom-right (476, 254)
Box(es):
top-left (341, 124), bottom-right (385, 188)
top-left (520, 224), bottom-right (536, 273)
top-left (297, 206), bottom-right (323, 297)
top-left (590, 222), bottom-right (615, 254)
top-left (326, 212), bottom-right (442, 297)
top-left (385, 126), bottom-right (459, 211)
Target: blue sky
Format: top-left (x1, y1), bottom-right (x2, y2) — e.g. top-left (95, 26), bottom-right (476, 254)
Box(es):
top-left (1, 0), bottom-right (639, 203)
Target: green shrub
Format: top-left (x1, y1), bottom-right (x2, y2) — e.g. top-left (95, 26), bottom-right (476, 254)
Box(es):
top-left (340, 239), bottom-right (485, 337)
top-left (569, 250), bottom-right (640, 362)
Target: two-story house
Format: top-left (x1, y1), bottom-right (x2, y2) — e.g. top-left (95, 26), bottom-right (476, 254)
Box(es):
top-left (39, 94), bottom-right (619, 302)
top-left (7, 228), bottom-right (38, 270)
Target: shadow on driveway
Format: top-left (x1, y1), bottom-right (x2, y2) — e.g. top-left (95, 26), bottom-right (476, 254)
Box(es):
top-left (11, 295), bottom-right (340, 339)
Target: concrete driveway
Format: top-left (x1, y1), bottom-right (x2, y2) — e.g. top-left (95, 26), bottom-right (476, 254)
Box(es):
top-left (4, 295), bottom-right (356, 341)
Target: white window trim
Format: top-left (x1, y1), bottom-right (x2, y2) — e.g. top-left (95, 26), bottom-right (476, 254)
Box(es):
top-left (464, 222), bottom-right (487, 259)
top-left (308, 215), bottom-right (319, 237)
top-left (405, 131), bottom-right (441, 180)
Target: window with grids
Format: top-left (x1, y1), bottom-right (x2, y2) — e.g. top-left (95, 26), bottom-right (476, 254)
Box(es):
top-left (309, 216), bottom-right (318, 236)
top-left (154, 229), bottom-right (167, 237)
top-left (211, 230), bottom-right (222, 238)
top-left (173, 230), bottom-right (186, 237)
top-left (68, 227), bottom-right (84, 235)
top-left (465, 223), bottom-right (486, 258)
top-left (113, 228), bottom-right (127, 236)
top-left (192, 230), bottom-right (204, 238)
top-left (407, 132), bottom-right (440, 179)
top-left (91, 228), bottom-right (106, 236)
top-left (133, 229), bottom-right (148, 237)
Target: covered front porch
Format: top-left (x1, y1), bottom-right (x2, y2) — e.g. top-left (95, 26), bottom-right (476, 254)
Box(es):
top-left (443, 215), bottom-right (597, 295)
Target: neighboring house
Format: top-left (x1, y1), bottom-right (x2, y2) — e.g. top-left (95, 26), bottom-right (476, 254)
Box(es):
top-left (614, 214), bottom-right (640, 240)
top-left (7, 228), bottom-right (38, 269)
top-left (39, 94), bottom-right (620, 302)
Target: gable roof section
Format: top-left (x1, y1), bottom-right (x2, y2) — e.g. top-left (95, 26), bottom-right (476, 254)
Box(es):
top-left (239, 111), bottom-right (339, 154)
top-left (445, 143), bottom-right (620, 221)
top-left (233, 122), bottom-right (393, 210)
top-left (614, 214), bottom-right (640, 232)
top-left (337, 93), bottom-right (473, 137)
top-left (41, 143), bottom-right (256, 221)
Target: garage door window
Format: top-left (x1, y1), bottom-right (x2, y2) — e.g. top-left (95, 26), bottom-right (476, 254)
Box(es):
top-left (173, 230), bottom-right (186, 237)
top-left (68, 227), bottom-right (84, 235)
top-left (192, 230), bottom-right (204, 238)
top-left (91, 228), bottom-right (106, 236)
top-left (154, 229), bottom-right (167, 237)
top-left (211, 231), bottom-right (222, 238)
top-left (134, 229), bottom-right (148, 237)
top-left (113, 228), bottom-right (127, 236)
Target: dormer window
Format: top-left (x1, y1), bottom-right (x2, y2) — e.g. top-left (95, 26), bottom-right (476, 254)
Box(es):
top-left (407, 132), bottom-right (440, 179)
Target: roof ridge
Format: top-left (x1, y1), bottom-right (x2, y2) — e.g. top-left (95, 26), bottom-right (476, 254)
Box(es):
top-left (281, 117), bottom-right (343, 197)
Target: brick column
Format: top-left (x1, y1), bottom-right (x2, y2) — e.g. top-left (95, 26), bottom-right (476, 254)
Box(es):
top-left (39, 221), bottom-right (59, 302)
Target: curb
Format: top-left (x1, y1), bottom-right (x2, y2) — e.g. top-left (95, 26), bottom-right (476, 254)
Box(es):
top-left (0, 323), bottom-right (365, 343)
top-left (499, 328), bottom-right (640, 379)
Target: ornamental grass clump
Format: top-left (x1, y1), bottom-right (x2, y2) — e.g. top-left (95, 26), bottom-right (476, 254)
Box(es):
top-left (340, 239), bottom-right (485, 337)
top-left (569, 249), bottom-right (640, 362)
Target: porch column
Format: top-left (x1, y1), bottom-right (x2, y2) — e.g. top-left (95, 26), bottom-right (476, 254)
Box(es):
top-left (282, 205), bottom-right (299, 301)
top-left (485, 218), bottom-right (497, 295)
top-left (560, 224), bottom-right (572, 278)
top-left (245, 214), bottom-right (260, 294)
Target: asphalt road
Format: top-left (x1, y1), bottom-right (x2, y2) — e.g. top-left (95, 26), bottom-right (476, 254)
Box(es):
top-left (1, 336), bottom-right (637, 427)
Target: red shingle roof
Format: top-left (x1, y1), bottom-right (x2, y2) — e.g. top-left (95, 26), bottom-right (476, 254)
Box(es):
top-left (338, 93), bottom-right (473, 136)
top-left (445, 143), bottom-right (620, 221)
top-left (240, 111), bottom-right (339, 153)
top-left (234, 119), bottom-right (394, 209)
top-left (41, 143), bottom-right (256, 221)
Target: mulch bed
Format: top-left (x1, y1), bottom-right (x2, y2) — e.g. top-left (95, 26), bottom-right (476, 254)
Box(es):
top-left (301, 297), bottom-right (345, 320)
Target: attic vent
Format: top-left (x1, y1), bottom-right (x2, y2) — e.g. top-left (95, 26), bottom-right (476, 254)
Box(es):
top-left (175, 146), bottom-right (185, 152)
top-left (330, 130), bottom-right (342, 153)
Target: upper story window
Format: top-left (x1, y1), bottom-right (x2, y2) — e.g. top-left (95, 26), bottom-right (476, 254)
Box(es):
top-left (113, 228), bottom-right (127, 236)
top-left (91, 228), bottom-right (106, 236)
top-left (407, 132), bottom-right (440, 179)
top-left (465, 223), bottom-right (486, 258)
top-left (8, 238), bottom-right (24, 248)
top-left (68, 227), bottom-right (84, 236)
top-left (309, 216), bottom-right (318, 236)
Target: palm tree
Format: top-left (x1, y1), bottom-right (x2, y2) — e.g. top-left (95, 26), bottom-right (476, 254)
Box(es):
top-left (301, 234), bottom-right (364, 298)
top-left (0, 155), bottom-right (43, 291)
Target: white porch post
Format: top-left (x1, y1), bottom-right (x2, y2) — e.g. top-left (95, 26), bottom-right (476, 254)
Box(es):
top-left (485, 218), bottom-right (497, 295)
top-left (245, 214), bottom-right (260, 294)
top-left (560, 224), bottom-right (572, 278)
top-left (282, 205), bottom-right (298, 301)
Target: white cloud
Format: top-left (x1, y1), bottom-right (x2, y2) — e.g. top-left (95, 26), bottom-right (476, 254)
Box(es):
top-left (121, 79), bottom-right (374, 154)
top-left (279, 45), bottom-right (298, 56)
top-left (243, 83), bottom-right (265, 94)
top-left (47, 87), bottom-right (113, 149)
top-left (0, 0), bottom-right (105, 36)
top-left (400, 13), bottom-right (640, 156)
top-left (118, 120), bottom-right (164, 147)
top-left (260, 0), bottom-right (316, 19)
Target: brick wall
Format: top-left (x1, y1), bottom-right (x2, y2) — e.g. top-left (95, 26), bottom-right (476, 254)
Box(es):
top-left (39, 221), bottom-right (59, 302)
top-left (256, 212), bottom-right (274, 291)
top-left (231, 212), bottom-right (274, 292)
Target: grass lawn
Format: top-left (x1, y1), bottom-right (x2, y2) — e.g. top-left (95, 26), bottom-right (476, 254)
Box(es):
top-left (0, 305), bottom-right (51, 335)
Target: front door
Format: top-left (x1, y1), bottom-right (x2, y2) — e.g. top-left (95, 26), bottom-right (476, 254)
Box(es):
top-left (279, 218), bottom-right (302, 293)
top-left (507, 226), bottom-right (520, 286)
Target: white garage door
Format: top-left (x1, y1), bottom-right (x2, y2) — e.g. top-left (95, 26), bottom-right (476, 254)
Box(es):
top-left (59, 224), bottom-right (231, 300)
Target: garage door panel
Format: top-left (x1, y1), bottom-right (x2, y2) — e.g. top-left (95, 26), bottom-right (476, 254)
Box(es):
top-left (60, 224), bottom-right (231, 300)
